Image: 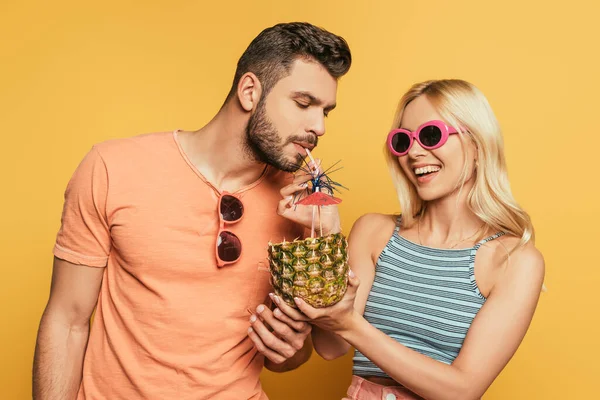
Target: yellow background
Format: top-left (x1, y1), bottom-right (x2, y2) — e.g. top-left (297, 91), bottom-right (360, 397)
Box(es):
top-left (1, 0), bottom-right (598, 398)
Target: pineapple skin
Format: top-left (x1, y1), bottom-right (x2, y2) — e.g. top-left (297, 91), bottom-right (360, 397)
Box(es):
top-left (268, 233), bottom-right (349, 309)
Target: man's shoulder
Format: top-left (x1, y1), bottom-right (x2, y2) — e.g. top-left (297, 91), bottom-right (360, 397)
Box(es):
top-left (93, 131), bottom-right (174, 159)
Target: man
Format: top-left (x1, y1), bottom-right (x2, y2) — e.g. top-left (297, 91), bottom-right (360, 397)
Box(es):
top-left (32, 22), bottom-right (351, 399)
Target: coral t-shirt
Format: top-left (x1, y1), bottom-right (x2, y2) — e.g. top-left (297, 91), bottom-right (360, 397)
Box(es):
top-left (53, 131), bottom-right (304, 399)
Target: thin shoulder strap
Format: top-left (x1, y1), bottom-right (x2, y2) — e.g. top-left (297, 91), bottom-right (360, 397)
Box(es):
top-left (469, 231), bottom-right (506, 299)
top-left (474, 231), bottom-right (506, 250)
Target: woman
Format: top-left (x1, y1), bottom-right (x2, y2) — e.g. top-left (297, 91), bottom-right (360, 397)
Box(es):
top-left (269, 79), bottom-right (545, 399)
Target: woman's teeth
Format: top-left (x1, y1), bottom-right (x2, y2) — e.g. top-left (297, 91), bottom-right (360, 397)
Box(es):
top-left (414, 166), bottom-right (441, 175)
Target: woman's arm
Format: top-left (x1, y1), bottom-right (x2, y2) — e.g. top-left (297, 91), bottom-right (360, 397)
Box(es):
top-left (305, 242), bottom-right (545, 400)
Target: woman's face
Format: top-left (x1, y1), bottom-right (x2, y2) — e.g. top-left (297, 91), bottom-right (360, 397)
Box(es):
top-left (396, 95), bottom-right (477, 202)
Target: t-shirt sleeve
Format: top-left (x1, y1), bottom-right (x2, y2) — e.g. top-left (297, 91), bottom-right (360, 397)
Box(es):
top-left (53, 146), bottom-right (111, 267)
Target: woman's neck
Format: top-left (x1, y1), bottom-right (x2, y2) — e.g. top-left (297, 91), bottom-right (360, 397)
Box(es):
top-left (417, 182), bottom-right (487, 248)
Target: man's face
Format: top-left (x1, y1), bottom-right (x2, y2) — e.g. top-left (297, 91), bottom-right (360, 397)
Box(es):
top-left (246, 58), bottom-right (338, 172)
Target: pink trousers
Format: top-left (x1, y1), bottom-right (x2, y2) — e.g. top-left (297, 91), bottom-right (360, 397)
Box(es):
top-left (342, 376), bottom-right (424, 400)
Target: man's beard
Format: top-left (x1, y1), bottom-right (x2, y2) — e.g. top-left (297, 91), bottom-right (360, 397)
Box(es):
top-left (245, 99), bottom-right (318, 173)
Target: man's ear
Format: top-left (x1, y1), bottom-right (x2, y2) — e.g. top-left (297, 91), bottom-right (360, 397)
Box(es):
top-left (236, 72), bottom-right (262, 112)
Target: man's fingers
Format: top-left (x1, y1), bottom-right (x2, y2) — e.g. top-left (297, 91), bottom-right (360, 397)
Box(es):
top-left (247, 327), bottom-right (287, 364)
top-left (292, 172), bottom-right (314, 185)
top-left (250, 314), bottom-right (296, 358)
top-left (257, 306), bottom-right (296, 337)
top-left (277, 197), bottom-right (293, 215)
top-left (256, 306), bottom-right (309, 351)
top-left (280, 182), bottom-right (309, 198)
top-left (276, 182), bottom-right (311, 215)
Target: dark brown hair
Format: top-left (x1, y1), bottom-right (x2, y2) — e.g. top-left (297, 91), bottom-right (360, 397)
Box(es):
top-left (227, 22), bottom-right (352, 100)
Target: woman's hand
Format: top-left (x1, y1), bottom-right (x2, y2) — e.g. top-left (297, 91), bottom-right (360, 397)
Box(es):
top-left (272, 269), bottom-right (361, 334)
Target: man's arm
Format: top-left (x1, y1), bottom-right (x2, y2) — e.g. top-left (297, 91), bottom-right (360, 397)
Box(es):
top-left (33, 257), bottom-right (104, 400)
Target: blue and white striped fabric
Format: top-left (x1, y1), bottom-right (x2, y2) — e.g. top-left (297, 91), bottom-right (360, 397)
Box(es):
top-left (353, 217), bottom-right (504, 377)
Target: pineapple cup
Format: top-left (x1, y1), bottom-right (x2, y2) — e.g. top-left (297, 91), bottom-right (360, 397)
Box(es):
top-left (267, 233), bottom-right (349, 309)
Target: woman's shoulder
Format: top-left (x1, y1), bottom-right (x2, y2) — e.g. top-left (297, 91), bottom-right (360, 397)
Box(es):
top-left (352, 213), bottom-right (398, 233)
top-left (508, 239), bottom-right (545, 276)
top-left (349, 213), bottom-right (399, 244)
top-left (487, 234), bottom-right (544, 264)
top-left (485, 234), bottom-right (545, 288)
top-left (348, 213), bottom-right (400, 267)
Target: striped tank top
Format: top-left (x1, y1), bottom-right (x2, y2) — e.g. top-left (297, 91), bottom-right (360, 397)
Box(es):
top-left (353, 217), bottom-right (504, 377)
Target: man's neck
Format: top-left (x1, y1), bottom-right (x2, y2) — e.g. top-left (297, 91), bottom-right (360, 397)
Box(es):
top-left (179, 101), bottom-right (268, 193)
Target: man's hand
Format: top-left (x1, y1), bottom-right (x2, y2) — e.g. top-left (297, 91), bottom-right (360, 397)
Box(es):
top-left (247, 303), bottom-right (312, 365)
top-left (276, 160), bottom-right (341, 235)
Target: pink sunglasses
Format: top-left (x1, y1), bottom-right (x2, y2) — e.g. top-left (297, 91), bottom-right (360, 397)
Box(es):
top-left (387, 120), bottom-right (460, 156)
top-left (215, 192), bottom-right (244, 267)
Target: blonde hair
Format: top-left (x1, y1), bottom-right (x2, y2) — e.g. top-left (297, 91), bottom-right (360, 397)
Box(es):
top-left (385, 79), bottom-right (534, 252)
